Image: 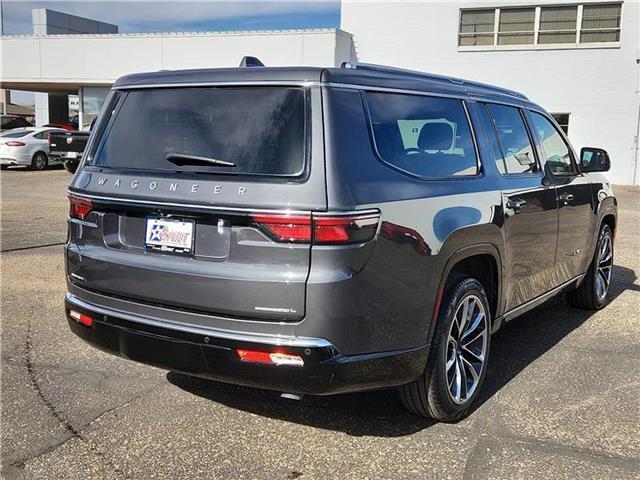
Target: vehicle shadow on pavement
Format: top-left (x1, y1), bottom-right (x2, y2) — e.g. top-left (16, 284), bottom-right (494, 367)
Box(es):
top-left (168, 265), bottom-right (637, 437)
top-left (477, 264), bottom-right (638, 410)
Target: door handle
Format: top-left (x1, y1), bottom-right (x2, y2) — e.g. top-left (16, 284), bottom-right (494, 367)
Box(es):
top-left (558, 193), bottom-right (574, 204)
top-left (506, 198), bottom-right (527, 214)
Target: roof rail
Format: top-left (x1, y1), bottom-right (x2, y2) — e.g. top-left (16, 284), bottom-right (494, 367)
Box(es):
top-left (340, 62), bottom-right (527, 100)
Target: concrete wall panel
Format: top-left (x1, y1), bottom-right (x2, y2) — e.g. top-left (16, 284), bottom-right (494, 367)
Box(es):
top-left (342, 0), bottom-right (640, 185)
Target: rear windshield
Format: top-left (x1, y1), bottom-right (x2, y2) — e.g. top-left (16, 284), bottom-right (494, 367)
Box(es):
top-left (92, 87), bottom-right (307, 177)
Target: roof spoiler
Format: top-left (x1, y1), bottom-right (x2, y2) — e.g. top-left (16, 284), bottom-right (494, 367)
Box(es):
top-left (239, 56), bottom-right (265, 67)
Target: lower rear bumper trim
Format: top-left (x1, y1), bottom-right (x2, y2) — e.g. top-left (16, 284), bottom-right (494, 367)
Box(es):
top-left (65, 294), bottom-right (430, 395)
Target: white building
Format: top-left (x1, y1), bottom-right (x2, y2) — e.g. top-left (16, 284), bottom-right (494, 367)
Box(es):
top-left (342, 0), bottom-right (640, 185)
top-left (1, 1), bottom-right (638, 184)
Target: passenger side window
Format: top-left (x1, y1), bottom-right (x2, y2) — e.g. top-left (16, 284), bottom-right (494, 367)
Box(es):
top-left (34, 131), bottom-right (48, 140)
top-left (529, 112), bottom-right (576, 175)
top-left (366, 92), bottom-right (478, 178)
top-left (486, 104), bottom-right (538, 174)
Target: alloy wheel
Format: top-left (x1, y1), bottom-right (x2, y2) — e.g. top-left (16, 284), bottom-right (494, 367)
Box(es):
top-left (445, 294), bottom-right (488, 405)
top-left (595, 233), bottom-right (613, 300)
top-left (33, 153), bottom-right (47, 170)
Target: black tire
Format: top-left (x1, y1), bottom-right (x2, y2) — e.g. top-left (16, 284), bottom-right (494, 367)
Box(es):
top-left (63, 159), bottom-right (78, 174)
top-left (399, 276), bottom-right (491, 422)
top-left (30, 152), bottom-right (48, 171)
top-left (0, 165), bottom-right (8, 170)
top-left (567, 224), bottom-right (614, 310)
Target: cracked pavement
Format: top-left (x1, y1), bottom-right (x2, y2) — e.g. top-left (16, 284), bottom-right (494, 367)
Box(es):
top-left (1, 168), bottom-right (639, 479)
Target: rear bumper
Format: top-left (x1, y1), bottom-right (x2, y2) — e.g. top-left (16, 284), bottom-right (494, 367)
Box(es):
top-left (65, 293), bottom-right (429, 395)
top-left (0, 154), bottom-right (30, 165)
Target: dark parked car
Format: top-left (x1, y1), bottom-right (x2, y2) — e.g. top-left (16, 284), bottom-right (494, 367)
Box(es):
top-left (64, 62), bottom-right (617, 421)
top-left (49, 130), bottom-right (90, 173)
top-left (1, 115), bottom-right (32, 131)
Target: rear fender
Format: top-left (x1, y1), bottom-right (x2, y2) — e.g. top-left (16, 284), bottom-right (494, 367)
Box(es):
top-left (430, 230), bottom-right (504, 339)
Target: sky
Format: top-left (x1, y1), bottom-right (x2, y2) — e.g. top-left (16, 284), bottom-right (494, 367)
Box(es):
top-left (2, 0), bottom-right (341, 106)
top-left (0, 0), bottom-right (341, 35)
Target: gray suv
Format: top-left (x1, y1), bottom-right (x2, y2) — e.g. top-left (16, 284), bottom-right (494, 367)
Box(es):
top-left (65, 62), bottom-right (617, 421)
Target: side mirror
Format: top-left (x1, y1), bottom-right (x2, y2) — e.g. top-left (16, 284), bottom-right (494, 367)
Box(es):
top-left (580, 147), bottom-right (610, 173)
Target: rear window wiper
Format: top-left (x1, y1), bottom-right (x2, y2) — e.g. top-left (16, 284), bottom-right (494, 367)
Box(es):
top-left (166, 153), bottom-right (237, 168)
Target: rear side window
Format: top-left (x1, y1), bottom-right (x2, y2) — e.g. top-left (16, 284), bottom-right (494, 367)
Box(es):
top-left (92, 87), bottom-right (307, 177)
top-left (366, 92), bottom-right (478, 178)
top-left (486, 104), bottom-right (538, 174)
top-left (34, 131), bottom-right (52, 140)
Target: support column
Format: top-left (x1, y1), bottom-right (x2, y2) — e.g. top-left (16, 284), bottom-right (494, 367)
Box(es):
top-left (78, 87), bottom-right (84, 131)
top-left (34, 93), bottom-right (49, 126)
top-left (1, 90), bottom-right (9, 115)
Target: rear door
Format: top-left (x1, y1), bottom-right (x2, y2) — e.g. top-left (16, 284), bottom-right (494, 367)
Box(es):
top-left (482, 103), bottom-right (558, 311)
top-left (67, 85), bottom-right (326, 323)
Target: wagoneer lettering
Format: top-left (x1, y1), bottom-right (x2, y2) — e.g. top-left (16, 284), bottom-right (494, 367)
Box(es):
top-left (65, 61), bottom-right (617, 422)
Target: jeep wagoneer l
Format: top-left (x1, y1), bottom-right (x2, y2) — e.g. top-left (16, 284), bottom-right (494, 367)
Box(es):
top-left (65, 61), bottom-right (617, 421)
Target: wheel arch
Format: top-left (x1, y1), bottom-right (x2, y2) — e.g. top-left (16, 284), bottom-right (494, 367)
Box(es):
top-left (600, 213), bottom-right (616, 236)
top-left (430, 243), bottom-right (503, 340)
top-left (592, 201), bottom-right (617, 258)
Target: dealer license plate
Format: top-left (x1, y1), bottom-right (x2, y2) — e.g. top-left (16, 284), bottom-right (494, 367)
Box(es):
top-left (145, 218), bottom-right (194, 254)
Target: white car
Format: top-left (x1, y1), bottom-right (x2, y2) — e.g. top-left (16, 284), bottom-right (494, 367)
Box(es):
top-left (0, 127), bottom-right (67, 170)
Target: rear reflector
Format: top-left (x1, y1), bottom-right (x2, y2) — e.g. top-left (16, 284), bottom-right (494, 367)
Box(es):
top-left (69, 195), bottom-right (93, 220)
top-left (236, 349), bottom-right (304, 367)
top-left (69, 309), bottom-right (93, 327)
top-left (252, 211), bottom-right (380, 245)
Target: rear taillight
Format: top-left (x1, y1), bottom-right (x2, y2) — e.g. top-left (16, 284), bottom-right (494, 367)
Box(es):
top-left (5, 141), bottom-right (25, 147)
top-left (251, 211), bottom-right (380, 245)
top-left (251, 214), bottom-right (312, 243)
top-left (313, 213), bottom-right (380, 244)
top-left (69, 195), bottom-right (93, 220)
top-left (47, 134), bottom-right (52, 147)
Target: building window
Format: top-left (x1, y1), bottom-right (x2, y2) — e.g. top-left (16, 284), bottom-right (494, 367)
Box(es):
top-left (551, 113), bottom-right (570, 134)
top-left (458, 3), bottom-right (622, 48)
top-left (581, 3), bottom-right (622, 43)
top-left (459, 9), bottom-right (495, 46)
top-left (539, 6), bottom-right (578, 44)
top-left (498, 8), bottom-right (536, 45)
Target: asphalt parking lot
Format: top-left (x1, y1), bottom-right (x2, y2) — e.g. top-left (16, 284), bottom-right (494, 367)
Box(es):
top-left (1, 167), bottom-right (639, 479)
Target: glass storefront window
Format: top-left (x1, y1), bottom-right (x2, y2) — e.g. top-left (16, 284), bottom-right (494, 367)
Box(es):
top-left (81, 87), bottom-right (109, 130)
